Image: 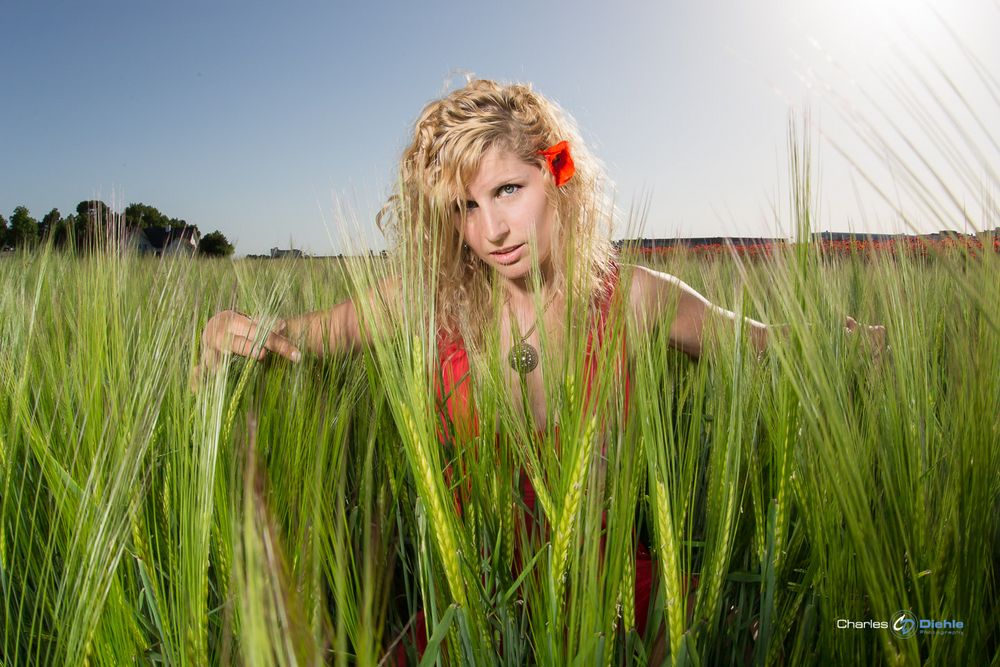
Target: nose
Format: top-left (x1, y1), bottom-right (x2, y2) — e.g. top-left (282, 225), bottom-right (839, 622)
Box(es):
top-left (480, 204), bottom-right (509, 245)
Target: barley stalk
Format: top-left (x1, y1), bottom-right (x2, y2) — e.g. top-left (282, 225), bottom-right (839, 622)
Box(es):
top-left (551, 414), bottom-right (597, 619)
top-left (401, 405), bottom-right (467, 608)
top-left (650, 474), bottom-right (684, 663)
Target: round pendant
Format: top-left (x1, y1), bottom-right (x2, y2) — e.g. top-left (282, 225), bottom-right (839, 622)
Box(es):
top-left (508, 341), bottom-right (539, 374)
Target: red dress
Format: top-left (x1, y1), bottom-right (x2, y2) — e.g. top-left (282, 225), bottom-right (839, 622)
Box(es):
top-left (398, 264), bottom-right (656, 663)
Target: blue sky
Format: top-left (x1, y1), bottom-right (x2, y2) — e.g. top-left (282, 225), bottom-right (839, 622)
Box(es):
top-left (2, 0), bottom-right (997, 255)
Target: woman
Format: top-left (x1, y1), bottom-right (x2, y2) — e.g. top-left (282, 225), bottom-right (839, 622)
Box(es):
top-left (197, 79), bottom-right (884, 660)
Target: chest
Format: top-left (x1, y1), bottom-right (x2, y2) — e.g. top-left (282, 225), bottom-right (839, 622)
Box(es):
top-left (498, 313), bottom-right (560, 431)
top-left (435, 274), bottom-right (625, 439)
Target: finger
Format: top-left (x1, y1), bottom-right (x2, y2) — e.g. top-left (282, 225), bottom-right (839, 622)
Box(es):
top-left (203, 315), bottom-right (254, 354)
top-left (264, 329), bottom-right (302, 362)
top-left (189, 364), bottom-right (202, 394)
top-left (191, 348), bottom-right (221, 393)
top-left (233, 328), bottom-right (299, 362)
top-left (234, 318), bottom-right (285, 351)
top-left (229, 315), bottom-right (260, 340)
top-left (869, 326), bottom-right (887, 349)
top-left (230, 334), bottom-right (262, 358)
top-left (199, 346), bottom-right (221, 371)
top-left (859, 323), bottom-right (883, 337)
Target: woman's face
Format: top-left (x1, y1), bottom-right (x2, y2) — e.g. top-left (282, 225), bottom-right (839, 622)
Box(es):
top-left (456, 146), bottom-right (556, 283)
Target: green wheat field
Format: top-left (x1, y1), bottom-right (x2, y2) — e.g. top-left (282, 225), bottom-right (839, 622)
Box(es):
top-left (2, 213), bottom-right (998, 666)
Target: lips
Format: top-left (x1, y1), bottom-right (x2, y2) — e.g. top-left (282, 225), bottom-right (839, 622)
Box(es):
top-left (490, 243), bottom-right (525, 264)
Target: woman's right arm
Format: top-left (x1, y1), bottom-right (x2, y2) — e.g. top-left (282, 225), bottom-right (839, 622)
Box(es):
top-left (195, 305), bottom-right (336, 373)
top-left (196, 277), bottom-right (400, 374)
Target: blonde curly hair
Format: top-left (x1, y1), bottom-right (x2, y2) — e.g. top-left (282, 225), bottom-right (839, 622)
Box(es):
top-left (379, 79), bottom-right (616, 349)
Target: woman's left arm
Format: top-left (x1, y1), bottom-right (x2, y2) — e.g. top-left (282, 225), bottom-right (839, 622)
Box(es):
top-left (627, 265), bottom-right (886, 358)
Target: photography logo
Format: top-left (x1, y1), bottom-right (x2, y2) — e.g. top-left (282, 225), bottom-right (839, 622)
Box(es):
top-left (890, 610), bottom-right (917, 639)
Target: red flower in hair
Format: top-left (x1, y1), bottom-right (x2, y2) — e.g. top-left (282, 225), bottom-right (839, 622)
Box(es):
top-left (539, 140), bottom-right (575, 187)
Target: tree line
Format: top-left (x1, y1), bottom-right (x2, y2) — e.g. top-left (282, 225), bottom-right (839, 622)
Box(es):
top-left (0, 201), bottom-right (234, 257)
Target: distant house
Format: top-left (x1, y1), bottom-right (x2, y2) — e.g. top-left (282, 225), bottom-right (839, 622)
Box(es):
top-left (128, 226), bottom-right (200, 256)
top-left (270, 247), bottom-right (305, 258)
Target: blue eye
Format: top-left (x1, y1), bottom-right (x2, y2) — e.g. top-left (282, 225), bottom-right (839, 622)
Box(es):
top-left (499, 184), bottom-right (519, 197)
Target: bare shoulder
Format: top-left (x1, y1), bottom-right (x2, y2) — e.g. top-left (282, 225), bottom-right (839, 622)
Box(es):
top-left (623, 263), bottom-right (698, 313)
top-left (620, 264), bottom-right (661, 328)
top-left (625, 263), bottom-right (683, 286)
top-left (620, 262), bottom-right (715, 346)
top-left (626, 263), bottom-right (663, 293)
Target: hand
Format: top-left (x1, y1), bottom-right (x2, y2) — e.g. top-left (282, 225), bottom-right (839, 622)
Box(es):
top-left (845, 316), bottom-right (888, 358)
top-left (190, 310), bottom-right (301, 390)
